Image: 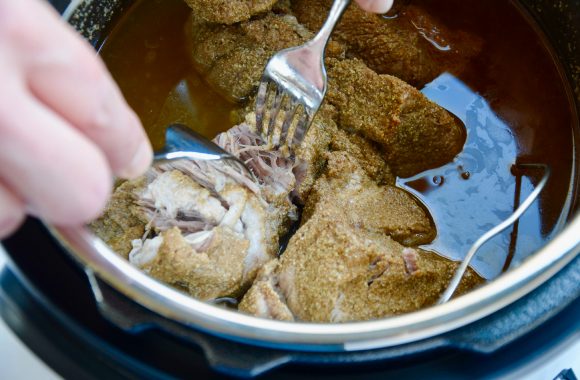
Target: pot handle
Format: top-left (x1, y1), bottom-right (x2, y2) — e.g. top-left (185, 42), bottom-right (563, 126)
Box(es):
top-left (86, 270), bottom-right (292, 378)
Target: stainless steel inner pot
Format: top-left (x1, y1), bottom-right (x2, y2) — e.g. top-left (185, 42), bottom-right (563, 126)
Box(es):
top-left (53, 0), bottom-right (580, 353)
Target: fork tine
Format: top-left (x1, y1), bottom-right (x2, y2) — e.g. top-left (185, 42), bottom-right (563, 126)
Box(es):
top-left (266, 86), bottom-right (286, 143)
top-left (253, 0), bottom-right (348, 150)
top-left (289, 110), bottom-right (314, 149)
top-left (255, 78), bottom-right (269, 135)
top-left (278, 98), bottom-right (299, 147)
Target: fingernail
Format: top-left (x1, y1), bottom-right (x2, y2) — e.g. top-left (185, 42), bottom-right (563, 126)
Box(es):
top-left (119, 141), bottom-right (153, 179)
top-left (0, 215), bottom-right (23, 239)
top-left (364, 0), bottom-right (394, 13)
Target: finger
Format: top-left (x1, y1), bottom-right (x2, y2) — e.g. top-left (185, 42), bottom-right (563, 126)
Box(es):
top-left (355, 0), bottom-right (394, 13)
top-left (0, 84), bottom-right (113, 226)
top-left (8, 0), bottom-right (152, 180)
top-left (0, 183), bottom-right (25, 239)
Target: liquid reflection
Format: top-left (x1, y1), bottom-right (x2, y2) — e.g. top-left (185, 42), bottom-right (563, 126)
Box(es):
top-left (398, 73), bottom-right (544, 279)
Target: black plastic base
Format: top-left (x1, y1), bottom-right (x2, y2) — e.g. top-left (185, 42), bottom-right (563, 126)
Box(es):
top-left (1, 219), bottom-right (579, 379)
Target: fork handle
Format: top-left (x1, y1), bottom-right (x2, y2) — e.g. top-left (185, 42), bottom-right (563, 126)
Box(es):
top-left (311, 0), bottom-right (351, 51)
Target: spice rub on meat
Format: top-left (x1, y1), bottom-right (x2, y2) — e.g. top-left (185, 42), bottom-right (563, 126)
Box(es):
top-left (183, 0), bottom-right (278, 25)
top-left (240, 215), bottom-right (483, 322)
top-left (93, 123), bottom-right (299, 300)
top-left (326, 58), bottom-right (465, 177)
top-left (187, 11), bottom-right (345, 102)
top-left (186, 13), bottom-right (465, 177)
top-left (90, 179), bottom-right (149, 256)
top-left (302, 152), bottom-right (434, 246)
top-left (328, 128), bottom-right (395, 186)
top-left (292, 0), bottom-right (482, 87)
top-left (239, 153), bottom-right (483, 321)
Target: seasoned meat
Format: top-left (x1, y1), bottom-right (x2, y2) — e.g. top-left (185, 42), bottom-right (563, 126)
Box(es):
top-left (240, 151), bottom-right (483, 321)
top-left (133, 226), bottom-right (249, 299)
top-left (233, 106), bottom-right (338, 203)
top-left (303, 152), bottom-right (434, 246)
top-left (90, 178), bottom-right (148, 257)
top-left (238, 259), bottom-right (295, 321)
top-left (94, 122), bottom-right (300, 301)
top-left (186, 6), bottom-right (465, 178)
top-left (292, 0), bottom-right (482, 87)
top-left (326, 58), bottom-right (465, 177)
top-left (128, 164), bottom-right (279, 299)
top-left (186, 12), bottom-right (345, 101)
top-left (329, 128), bottom-right (395, 186)
top-left (240, 208), bottom-right (484, 322)
top-left (183, 0), bottom-right (277, 25)
top-left (235, 101), bottom-right (396, 200)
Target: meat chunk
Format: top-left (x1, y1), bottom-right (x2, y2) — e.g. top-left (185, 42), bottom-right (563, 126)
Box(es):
top-left (90, 178), bottom-right (148, 257)
top-left (183, 0), bottom-right (277, 25)
top-left (94, 122), bottom-right (299, 301)
top-left (240, 209), bottom-right (484, 322)
top-left (303, 151), bottom-right (434, 246)
top-left (234, 106), bottom-right (339, 203)
top-left (127, 163), bottom-right (282, 299)
top-left (186, 4), bottom-right (465, 178)
top-left (329, 128), bottom-right (395, 186)
top-left (326, 58), bottom-right (465, 177)
top-left (132, 227), bottom-right (249, 299)
top-left (240, 152), bottom-right (483, 321)
top-left (186, 12), bottom-right (345, 101)
top-left (238, 260), bottom-right (294, 321)
top-left (292, 0), bottom-right (482, 87)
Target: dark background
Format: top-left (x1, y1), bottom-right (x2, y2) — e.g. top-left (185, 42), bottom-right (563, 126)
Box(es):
top-left (48, 0), bottom-right (69, 13)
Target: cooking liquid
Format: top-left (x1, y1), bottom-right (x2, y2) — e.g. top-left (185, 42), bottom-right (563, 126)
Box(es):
top-left (99, 0), bottom-right (577, 278)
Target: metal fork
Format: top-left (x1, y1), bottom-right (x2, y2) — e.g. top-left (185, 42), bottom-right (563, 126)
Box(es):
top-left (154, 124), bottom-right (256, 180)
top-left (255, 0), bottom-right (351, 149)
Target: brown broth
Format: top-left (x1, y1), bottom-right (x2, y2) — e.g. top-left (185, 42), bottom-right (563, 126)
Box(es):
top-left (418, 0), bottom-right (576, 232)
top-left (99, 0), bottom-right (577, 278)
top-left (99, 0), bottom-right (237, 150)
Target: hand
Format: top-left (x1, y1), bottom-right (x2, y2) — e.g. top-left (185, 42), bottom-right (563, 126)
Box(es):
top-left (355, 0), bottom-right (394, 13)
top-left (0, 0), bottom-right (152, 238)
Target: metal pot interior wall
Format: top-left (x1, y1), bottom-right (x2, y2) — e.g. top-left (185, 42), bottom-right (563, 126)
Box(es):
top-left (58, 0), bottom-right (580, 357)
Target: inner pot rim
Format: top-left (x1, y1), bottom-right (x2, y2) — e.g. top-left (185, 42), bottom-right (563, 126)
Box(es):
top-left (55, 0), bottom-right (580, 352)
top-left (50, 215), bottom-right (580, 352)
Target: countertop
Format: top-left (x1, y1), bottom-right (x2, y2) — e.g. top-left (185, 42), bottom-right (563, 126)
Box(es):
top-left (0, 246), bottom-right (61, 380)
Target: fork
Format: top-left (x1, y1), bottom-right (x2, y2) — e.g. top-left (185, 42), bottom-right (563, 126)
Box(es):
top-left (255, 0), bottom-right (351, 149)
top-left (154, 124), bottom-right (256, 180)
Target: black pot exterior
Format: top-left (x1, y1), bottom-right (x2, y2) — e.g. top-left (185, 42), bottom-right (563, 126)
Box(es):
top-left (522, 0), bottom-right (580, 106)
top-left (2, 219), bottom-right (580, 378)
top-left (1, 0), bottom-right (579, 378)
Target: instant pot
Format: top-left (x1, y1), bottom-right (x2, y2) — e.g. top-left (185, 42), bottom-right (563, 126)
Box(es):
top-left (1, 0), bottom-right (579, 378)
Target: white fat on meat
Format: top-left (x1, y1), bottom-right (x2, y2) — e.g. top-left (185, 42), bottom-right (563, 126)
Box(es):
top-left (346, 172), bottom-right (363, 191)
top-left (402, 248), bottom-right (419, 274)
top-left (127, 122), bottom-right (299, 300)
top-left (277, 266), bottom-right (296, 307)
top-left (219, 187), bottom-right (248, 233)
top-left (129, 236), bottom-right (164, 269)
top-left (143, 171), bottom-right (226, 223)
top-left (254, 292), bottom-right (271, 317)
top-left (241, 198), bottom-right (269, 275)
top-left (330, 293), bottom-right (346, 323)
top-left (184, 230), bottom-right (215, 252)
